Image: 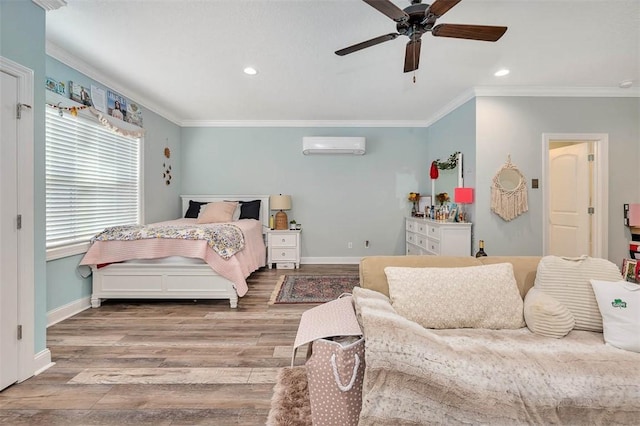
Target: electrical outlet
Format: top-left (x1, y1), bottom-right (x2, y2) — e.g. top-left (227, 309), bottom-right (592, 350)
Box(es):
top-left (348, 242), bottom-right (353, 249)
top-left (365, 240), bottom-right (370, 248)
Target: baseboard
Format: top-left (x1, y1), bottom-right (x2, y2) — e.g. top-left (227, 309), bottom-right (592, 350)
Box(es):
top-left (301, 256), bottom-right (362, 265)
top-left (31, 349), bottom-right (54, 378)
top-left (47, 296), bottom-right (91, 327)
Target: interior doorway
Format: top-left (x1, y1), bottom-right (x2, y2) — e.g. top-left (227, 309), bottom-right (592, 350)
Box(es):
top-left (542, 133), bottom-right (609, 258)
top-left (0, 56), bottom-right (36, 388)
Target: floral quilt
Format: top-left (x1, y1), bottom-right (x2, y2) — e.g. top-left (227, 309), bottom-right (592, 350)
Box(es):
top-left (91, 223), bottom-right (245, 259)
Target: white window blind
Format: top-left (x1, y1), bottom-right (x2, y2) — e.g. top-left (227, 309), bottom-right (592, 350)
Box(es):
top-left (45, 107), bottom-right (141, 249)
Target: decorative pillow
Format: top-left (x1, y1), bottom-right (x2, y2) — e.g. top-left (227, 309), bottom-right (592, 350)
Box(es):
top-left (184, 200), bottom-right (207, 218)
top-left (239, 199), bottom-right (261, 220)
top-left (534, 255), bottom-right (622, 331)
top-left (523, 288), bottom-right (575, 338)
top-left (196, 201), bottom-right (237, 224)
top-left (590, 279), bottom-right (640, 352)
top-left (384, 263), bottom-right (525, 329)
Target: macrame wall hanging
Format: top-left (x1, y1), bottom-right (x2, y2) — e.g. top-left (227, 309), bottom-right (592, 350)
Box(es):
top-left (491, 155), bottom-right (528, 221)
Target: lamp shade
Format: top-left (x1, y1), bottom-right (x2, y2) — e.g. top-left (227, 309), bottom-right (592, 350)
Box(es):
top-left (454, 187), bottom-right (474, 204)
top-left (270, 194), bottom-right (292, 211)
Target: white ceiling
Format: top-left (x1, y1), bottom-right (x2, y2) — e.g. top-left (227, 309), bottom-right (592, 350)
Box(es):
top-left (45, 0), bottom-right (640, 126)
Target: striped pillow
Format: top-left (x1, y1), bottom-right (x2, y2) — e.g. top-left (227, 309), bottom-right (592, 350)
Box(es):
top-left (534, 256), bottom-right (622, 331)
top-left (524, 288), bottom-right (575, 338)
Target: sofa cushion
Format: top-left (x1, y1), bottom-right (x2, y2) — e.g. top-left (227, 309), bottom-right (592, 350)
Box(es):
top-left (384, 263), bottom-right (525, 329)
top-left (360, 256), bottom-right (483, 297)
top-left (534, 256), bottom-right (622, 331)
top-left (590, 279), bottom-right (640, 352)
top-left (523, 288), bottom-right (575, 338)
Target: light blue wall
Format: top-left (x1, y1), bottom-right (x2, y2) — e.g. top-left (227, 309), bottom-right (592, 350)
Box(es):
top-left (426, 99), bottom-right (477, 225)
top-left (475, 96), bottom-right (640, 262)
top-left (180, 127), bottom-right (429, 257)
top-left (1, 0), bottom-right (47, 353)
top-left (45, 57), bottom-right (182, 313)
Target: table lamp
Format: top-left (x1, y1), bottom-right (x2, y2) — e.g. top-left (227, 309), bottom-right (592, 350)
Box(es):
top-left (270, 194), bottom-right (292, 230)
top-left (454, 187), bottom-right (474, 222)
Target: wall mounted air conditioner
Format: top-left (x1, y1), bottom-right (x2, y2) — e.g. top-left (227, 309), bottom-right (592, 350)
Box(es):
top-left (302, 137), bottom-right (366, 155)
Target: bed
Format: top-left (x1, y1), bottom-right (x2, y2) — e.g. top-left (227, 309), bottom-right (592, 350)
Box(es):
top-left (80, 195), bottom-right (270, 308)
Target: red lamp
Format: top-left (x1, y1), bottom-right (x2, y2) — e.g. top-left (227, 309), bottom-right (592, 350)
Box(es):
top-left (454, 187), bottom-right (474, 222)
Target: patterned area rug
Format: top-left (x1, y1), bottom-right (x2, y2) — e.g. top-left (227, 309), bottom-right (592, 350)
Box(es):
top-left (269, 274), bottom-right (360, 304)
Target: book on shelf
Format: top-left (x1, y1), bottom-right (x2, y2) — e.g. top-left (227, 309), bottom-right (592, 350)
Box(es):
top-left (622, 258), bottom-right (640, 283)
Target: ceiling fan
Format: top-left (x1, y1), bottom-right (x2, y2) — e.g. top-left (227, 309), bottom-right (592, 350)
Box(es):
top-left (335, 0), bottom-right (508, 73)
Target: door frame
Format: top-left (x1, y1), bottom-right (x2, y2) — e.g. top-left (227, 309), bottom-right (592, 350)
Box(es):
top-left (0, 56), bottom-right (35, 382)
top-left (542, 133), bottom-right (609, 259)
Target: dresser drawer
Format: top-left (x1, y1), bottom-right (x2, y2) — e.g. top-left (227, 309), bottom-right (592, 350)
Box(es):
top-left (427, 224), bottom-right (440, 239)
top-left (416, 235), bottom-right (428, 250)
top-left (426, 239), bottom-right (440, 254)
top-left (270, 234), bottom-right (297, 247)
top-left (271, 248), bottom-right (298, 261)
top-left (406, 232), bottom-right (416, 245)
top-left (406, 220), bottom-right (415, 232)
top-left (416, 222), bottom-right (427, 235)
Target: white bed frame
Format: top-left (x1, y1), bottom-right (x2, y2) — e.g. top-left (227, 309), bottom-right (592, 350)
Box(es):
top-left (90, 195), bottom-right (270, 309)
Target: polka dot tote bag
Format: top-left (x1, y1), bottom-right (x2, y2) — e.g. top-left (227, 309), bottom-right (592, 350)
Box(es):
top-left (306, 336), bottom-right (365, 425)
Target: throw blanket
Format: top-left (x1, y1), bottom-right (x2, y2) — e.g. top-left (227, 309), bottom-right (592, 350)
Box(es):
top-left (352, 287), bottom-right (640, 425)
top-left (91, 223), bottom-right (245, 260)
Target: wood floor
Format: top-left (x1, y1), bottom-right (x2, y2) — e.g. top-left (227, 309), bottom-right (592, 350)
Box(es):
top-left (0, 264), bottom-right (358, 425)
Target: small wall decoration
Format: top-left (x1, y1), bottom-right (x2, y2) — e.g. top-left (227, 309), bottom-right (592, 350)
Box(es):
top-left (434, 151), bottom-right (460, 170)
top-left (69, 81), bottom-right (93, 106)
top-left (45, 77), bottom-right (66, 95)
top-left (491, 155), bottom-right (528, 221)
top-left (162, 146), bottom-right (172, 185)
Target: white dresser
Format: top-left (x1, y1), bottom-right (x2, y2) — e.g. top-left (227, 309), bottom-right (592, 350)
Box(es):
top-left (405, 217), bottom-right (472, 256)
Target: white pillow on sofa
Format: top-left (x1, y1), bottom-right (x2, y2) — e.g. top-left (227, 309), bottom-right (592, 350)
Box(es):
top-left (523, 288), bottom-right (575, 338)
top-left (534, 256), bottom-right (622, 332)
top-left (384, 263), bottom-right (525, 329)
top-left (590, 279), bottom-right (640, 352)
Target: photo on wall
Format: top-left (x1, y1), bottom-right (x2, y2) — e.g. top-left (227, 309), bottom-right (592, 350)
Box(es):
top-left (107, 90), bottom-right (127, 121)
top-left (69, 81), bottom-right (93, 106)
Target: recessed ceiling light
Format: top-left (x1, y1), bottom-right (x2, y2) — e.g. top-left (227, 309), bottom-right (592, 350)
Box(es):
top-left (619, 80), bottom-right (633, 89)
top-left (243, 67), bottom-right (258, 75)
top-left (494, 69), bottom-right (510, 77)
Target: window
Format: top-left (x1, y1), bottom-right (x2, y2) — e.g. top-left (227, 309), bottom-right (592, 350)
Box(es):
top-left (45, 107), bottom-right (141, 257)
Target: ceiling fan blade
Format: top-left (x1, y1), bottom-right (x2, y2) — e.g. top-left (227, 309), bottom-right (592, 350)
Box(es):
top-left (335, 33), bottom-right (400, 56)
top-left (363, 0), bottom-right (409, 22)
top-left (432, 24), bottom-right (507, 41)
top-left (428, 0), bottom-right (462, 18)
top-left (403, 39), bottom-right (422, 73)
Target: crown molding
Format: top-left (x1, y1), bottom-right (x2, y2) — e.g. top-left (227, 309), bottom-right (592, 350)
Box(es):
top-left (473, 85), bottom-right (640, 98)
top-left (423, 88), bottom-right (477, 128)
top-left (180, 119), bottom-right (431, 128)
top-left (32, 0), bottom-right (66, 11)
top-left (46, 41), bottom-right (182, 126)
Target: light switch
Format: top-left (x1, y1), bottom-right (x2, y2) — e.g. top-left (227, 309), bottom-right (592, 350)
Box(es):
top-left (532, 178), bottom-right (539, 189)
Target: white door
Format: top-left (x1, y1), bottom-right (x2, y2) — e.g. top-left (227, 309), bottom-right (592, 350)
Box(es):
top-left (548, 143), bottom-right (591, 257)
top-left (0, 70), bottom-right (20, 390)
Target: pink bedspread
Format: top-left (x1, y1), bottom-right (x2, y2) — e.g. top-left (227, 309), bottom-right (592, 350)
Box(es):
top-left (79, 218), bottom-right (266, 296)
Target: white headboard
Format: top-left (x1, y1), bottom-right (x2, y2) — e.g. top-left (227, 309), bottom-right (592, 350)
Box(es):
top-left (180, 195), bottom-right (271, 232)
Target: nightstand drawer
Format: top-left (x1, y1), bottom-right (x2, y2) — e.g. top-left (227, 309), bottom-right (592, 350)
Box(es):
top-left (271, 248), bottom-right (297, 261)
top-left (271, 234), bottom-right (297, 247)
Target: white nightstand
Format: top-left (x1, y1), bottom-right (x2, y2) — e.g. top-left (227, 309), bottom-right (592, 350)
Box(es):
top-left (266, 229), bottom-right (301, 269)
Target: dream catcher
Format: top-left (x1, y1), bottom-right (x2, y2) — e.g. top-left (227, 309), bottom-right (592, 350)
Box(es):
top-left (491, 155), bottom-right (528, 221)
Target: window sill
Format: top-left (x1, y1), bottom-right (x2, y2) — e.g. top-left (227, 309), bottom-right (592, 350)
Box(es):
top-left (46, 242), bottom-right (90, 261)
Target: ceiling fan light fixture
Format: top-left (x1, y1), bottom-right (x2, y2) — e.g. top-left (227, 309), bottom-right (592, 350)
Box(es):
top-left (494, 68), bottom-right (510, 77)
top-left (243, 67), bottom-right (258, 76)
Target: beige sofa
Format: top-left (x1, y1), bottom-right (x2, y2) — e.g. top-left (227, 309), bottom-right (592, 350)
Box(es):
top-left (353, 255), bottom-right (640, 425)
top-left (360, 255), bottom-right (541, 298)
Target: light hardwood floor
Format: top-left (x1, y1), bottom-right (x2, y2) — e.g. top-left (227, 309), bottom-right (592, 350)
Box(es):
top-left (0, 264), bottom-right (358, 425)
